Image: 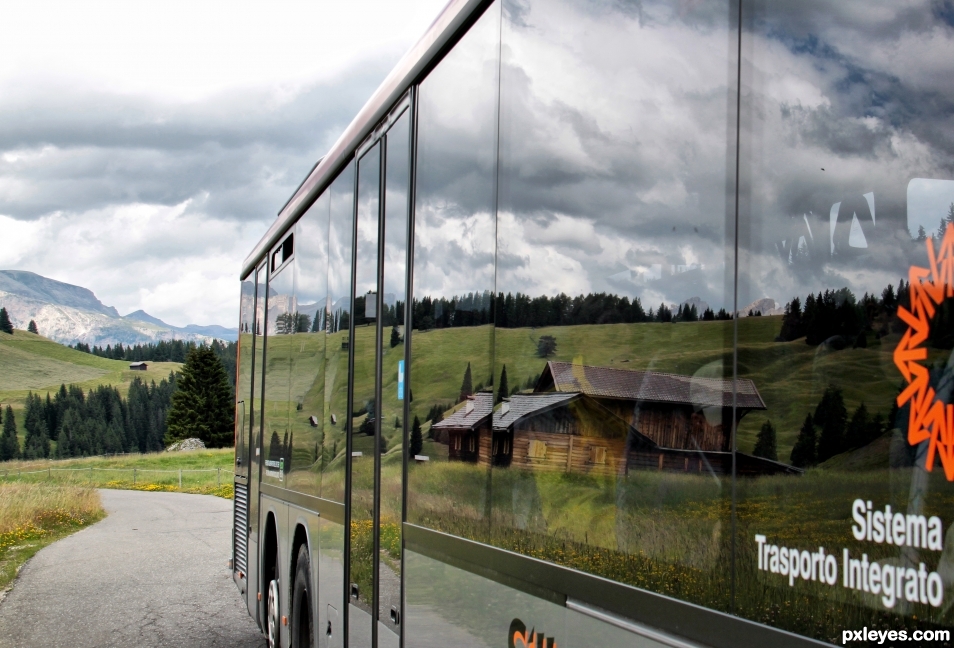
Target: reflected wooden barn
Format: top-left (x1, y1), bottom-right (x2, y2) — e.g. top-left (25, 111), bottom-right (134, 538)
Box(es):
top-left (434, 362), bottom-right (799, 476)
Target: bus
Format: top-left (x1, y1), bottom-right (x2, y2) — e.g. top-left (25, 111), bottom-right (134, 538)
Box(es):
top-left (232, 0), bottom-right (954, 646)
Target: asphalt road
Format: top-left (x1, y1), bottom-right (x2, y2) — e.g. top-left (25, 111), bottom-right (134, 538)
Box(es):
top-left (0, 489), bottom-right (264, 648)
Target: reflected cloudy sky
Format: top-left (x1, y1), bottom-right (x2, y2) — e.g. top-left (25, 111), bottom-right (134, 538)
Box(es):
top-left (496, 0), bottom-right (734, 311)
top-left (414, 0), bottom-right (954, 313)
top-left (739, 0), bottom-right (954, 307)
top-left (415, 0), bottom-right (736, 311)
top-left (0, 0), bottom-right (447, 327)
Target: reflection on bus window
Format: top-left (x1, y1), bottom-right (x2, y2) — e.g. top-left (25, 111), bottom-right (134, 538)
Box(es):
top-left (283, 192), bottom-right (330, 497)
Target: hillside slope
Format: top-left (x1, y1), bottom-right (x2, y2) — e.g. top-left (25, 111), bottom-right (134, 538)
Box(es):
top-left (396, 315), bottom-right (903, 461)
top-left (0, 329), bottom-right (182, 409)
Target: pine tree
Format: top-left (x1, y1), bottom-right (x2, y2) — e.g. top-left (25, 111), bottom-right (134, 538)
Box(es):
top-left (22, 394), bottom-right (50, 459)
top-left (459, 362), bottom-right (474, 402)
top-left (390, 325), bottom-right (401, 348)
top-left (27, 320), bottom-right (38, 334)
top-left (937, 203), bottom-right (954, 240)
top-left (778, 297), bottom-right (803, 341)
top-left (790, 413), bottom-right (817, 468)
top-left (752, 420), bottom-right (778, 461)
top-left (497, 365), bottom-right (509, 404)
top-left (1, 405), bottom-right (19, 461)
top-left (867, 412), bottom-right (886, 446)
top-left (409, 416), bottom-right (423, 457)
top-left (0, 307), bottom-right (13, 334)
top-left (815, 385), bottom-right (847, 462)
top-left (165, 345), bottom-right (234, 447)
top-left (845, 402), bottom-right (870, 449)
top-left (537, 335), bottom-right (558, 358)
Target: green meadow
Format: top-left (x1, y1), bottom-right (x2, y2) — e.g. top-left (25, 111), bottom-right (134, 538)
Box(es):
top-left (0, 449), bottom-right (235, 498)
top-left (228, 315), bottom-right (954, 643)
top-left (261, 313), bottom-right (912, 502)
top-left (405, 315), bottom-right (902, 458)
top-left (0, 329), bottom-right (183, 435)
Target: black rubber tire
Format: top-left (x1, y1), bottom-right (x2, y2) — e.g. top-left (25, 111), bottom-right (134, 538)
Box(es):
top-left (266, 551), bottom-right (281, 648)
top-left (292, 544), bottom-right (314, 648)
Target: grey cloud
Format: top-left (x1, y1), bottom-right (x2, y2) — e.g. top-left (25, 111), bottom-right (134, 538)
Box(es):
top-left (737, 1), bottom-right (954, 306)
top-left (0, 59), bottom-right (392, 221)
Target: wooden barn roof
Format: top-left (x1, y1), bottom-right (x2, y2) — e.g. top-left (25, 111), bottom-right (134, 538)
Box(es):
top-left (492, 392), bottom-right (581, 431)
top-left (432, 392), bottom-right (494, 431)
top-left (537, 361), bottom-right (766, 410)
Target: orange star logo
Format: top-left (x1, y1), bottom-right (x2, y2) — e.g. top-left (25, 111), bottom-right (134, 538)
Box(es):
top-left (894, 223), bottom-right (954, 479)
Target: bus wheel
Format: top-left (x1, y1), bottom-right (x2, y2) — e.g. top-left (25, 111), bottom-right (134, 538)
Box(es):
top-left (292, 544), bottom-right (314, 648)
top-left (266, 554), bottom-right (280, 648)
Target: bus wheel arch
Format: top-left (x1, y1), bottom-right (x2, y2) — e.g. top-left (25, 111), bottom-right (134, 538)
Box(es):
top-left (262, 513), bottom-right (280, 648)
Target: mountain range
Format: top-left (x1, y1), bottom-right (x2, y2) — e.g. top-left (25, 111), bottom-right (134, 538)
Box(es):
top-left (0, 270), bottom-right (237, 346)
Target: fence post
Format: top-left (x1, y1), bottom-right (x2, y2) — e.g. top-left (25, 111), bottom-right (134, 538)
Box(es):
top-left (217, 467), bottom-right (221, 486)
top-left (133, 468), bottom-right (137, 485)
top-left (178, 469), bottom-right (182, 490)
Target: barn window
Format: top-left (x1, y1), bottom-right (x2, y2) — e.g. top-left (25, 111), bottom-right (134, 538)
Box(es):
top-left (590, 446), bottom-right (606, 465)
top-left (467, 435), bottom-right (476, 452)
top-left (452, 435), bottom-right (461, 451)
top-left (528, 440), bottom-right (547, 459)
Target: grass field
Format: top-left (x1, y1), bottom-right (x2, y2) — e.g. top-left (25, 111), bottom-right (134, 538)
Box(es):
top-left (0, 449), bottom-right (236, 498)
top-left (0, 329), bottom-right (182, 433)
top-left (393, 316), bottom-right (901, 457)
top-left (405, 457), bottom-right (954, 643)
top-left (0, 482), bottom-right (104, 592)
top-left (251, 314), bottom-right (914, 513)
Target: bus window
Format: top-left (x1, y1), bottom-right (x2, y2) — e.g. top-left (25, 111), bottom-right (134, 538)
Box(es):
top-left (407, 0), bottom-right (500, 541)
top-left (378, 107), bottom-right (411, 640)
top-left (324, 164), bottom-right (355, 502)
top-left (349, 141), bottom-right (381, 644)
top-left (283, 191), bottom-right (330, 497)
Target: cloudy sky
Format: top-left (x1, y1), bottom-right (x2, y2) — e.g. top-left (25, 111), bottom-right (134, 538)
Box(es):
top-left (411, 0), bottom-right (954, 317)
top-left (0, 0), bottom-right (447, 327)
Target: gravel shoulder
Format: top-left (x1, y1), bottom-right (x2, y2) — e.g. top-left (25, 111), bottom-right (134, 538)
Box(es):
top-left (0, 489), bottom-right (264, 648)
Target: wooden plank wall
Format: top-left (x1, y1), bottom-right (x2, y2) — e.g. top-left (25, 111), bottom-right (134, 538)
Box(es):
top-left (627, 451), bottom-right (723, 475)
top-left (510, 430), bottom-right (625, 477)
top-left (477, 429), bottom-right (493, 467)
top-left (636, 407), bottom-right (724, 451)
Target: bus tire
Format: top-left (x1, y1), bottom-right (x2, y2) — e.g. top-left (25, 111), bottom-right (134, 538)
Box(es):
top-left (266, 552), bottom-right (281, 648)
top-left (291, 544), bottom-right (314, 648)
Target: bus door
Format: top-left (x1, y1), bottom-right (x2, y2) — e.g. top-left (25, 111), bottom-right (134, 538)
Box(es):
top-left (347, 97), bottom-right (412, 648)
top-left (248, 261), bottom-right (267, 625)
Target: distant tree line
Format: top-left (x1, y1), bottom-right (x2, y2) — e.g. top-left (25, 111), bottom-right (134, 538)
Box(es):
top-left (913, 203), bottom-right (954, 242)
top-left (751, 386), bottom-right (888, 467)
top-left (776, 281), bottom-right (914, 346)
top-left (787, 385), bottom-right (888, 468)
top-left (1, 376), bottom-right (176, 461)
top-left (1, 341), bottom-right (238, 461)
top-left (71, 339), bottom-right (236, 396)
top-left (409, 291), bottom-right (732, 331)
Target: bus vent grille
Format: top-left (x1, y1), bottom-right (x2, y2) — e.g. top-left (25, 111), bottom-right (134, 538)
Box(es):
top-left (233, 481), bottom-right (248, 575)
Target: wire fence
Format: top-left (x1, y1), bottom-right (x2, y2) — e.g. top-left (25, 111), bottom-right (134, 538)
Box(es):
top-left (0, 466), bottom-right (235, 489)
